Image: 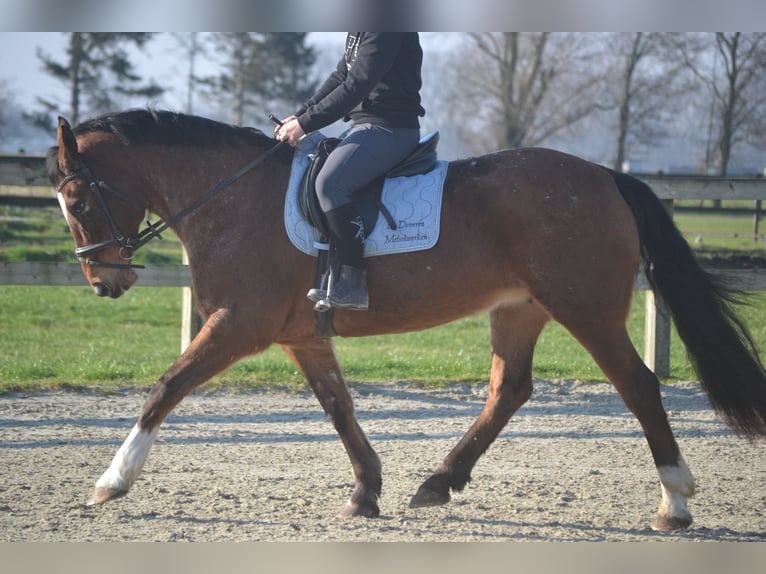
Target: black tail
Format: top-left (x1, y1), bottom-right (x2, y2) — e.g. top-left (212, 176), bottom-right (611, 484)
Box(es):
top-left (609, 169), bottom-right (766, 439)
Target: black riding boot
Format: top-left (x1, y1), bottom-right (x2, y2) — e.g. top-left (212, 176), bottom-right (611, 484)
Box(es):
top-left (330, 265), bottom-right (369, 310)
top-left (306, 204), bottom-right (368, 310)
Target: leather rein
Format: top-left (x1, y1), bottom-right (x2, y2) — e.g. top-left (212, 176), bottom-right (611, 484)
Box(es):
top-left (56, 141), bottom-right (286, 270)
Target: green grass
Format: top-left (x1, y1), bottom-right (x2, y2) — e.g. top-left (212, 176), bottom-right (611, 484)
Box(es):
top-left (2, 201), bottom-right (766, 393)
top-left (4, 284), bottom-right (765, 394)
top-left (675, 210), bottom-right (765, 253)
top-left (0, 204), bottom-right (183, 264)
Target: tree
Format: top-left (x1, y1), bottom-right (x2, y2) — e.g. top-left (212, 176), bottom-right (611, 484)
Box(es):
top-left (0, 79), bottom-right (12, 136)
top-left (605, 33), bottom-right (689, 171)
top-left (445, 33), bottom-right (607, 154)
top-left (207, 33), bottom-right (264, 125)
top-left (171, 32), bottom-right (210, 114)
top-left (32, 33), bottom-right (164, 128)
top-left (254, 33), bottom-right (317, 111)
top-left (679, 32), bottom-right (766, 176)
top-left (205, 33), bottom-right (317, 125)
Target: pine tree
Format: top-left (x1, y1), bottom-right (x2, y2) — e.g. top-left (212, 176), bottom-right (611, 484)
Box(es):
top-left (205, 33), bottom-right (317, 125)
top-left (255, 33), bottom-right (317, 110)
top-left (30, 32), bottom-right (164, 128)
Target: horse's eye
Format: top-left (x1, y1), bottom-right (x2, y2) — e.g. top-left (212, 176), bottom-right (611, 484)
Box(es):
top-left (70, 200), bottom-right (86, 215)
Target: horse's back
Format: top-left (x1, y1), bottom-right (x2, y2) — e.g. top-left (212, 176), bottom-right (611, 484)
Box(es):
top-left (441, 147), bottom-right (639, 259)
top-left (331, 147), bottom-right (641, 337)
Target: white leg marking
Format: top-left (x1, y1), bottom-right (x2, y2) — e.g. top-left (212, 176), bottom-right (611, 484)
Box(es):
top-left (95, 424), bottom-right (159, 492)
top-left (657, 457), bottom-right (695, 521)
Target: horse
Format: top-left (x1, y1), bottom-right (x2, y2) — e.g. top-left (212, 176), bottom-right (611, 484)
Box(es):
top-left (47, 109), bottom-right (766, 531)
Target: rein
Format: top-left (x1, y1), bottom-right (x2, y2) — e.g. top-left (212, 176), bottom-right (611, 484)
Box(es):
top-left (57, 141), bottom-right (287, 269)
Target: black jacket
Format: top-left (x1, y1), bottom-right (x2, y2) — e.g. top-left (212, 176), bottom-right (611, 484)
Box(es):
top-left (296, 33), bottom-right (425, 133)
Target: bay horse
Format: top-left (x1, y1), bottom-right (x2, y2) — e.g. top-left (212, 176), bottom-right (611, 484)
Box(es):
top-left (48, 109), bottom-right (766, 531)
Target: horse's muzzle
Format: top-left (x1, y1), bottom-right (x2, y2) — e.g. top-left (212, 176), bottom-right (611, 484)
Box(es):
top-left (93, 282), bottom-right (115, 298)
top-left (91, 268), bottom-right (138, 298)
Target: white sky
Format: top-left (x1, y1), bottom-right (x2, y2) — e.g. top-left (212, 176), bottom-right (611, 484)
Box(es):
top-left (0, 32), bottom-right (348, 112)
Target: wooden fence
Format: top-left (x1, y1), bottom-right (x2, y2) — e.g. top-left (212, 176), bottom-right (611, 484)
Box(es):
top-left (2, 155), bottom-right (766, 377)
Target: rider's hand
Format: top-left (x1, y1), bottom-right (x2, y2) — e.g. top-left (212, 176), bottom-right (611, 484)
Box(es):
top-left (276, 116), bottom-right (305, 146)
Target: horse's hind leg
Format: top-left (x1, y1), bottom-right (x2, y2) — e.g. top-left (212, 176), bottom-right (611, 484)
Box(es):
top-left (410, 301), bottom-right (548, 508)
top-left (565, 321), bottom-right (695, 531)
top-left (281, 339), bottom-right (382, 518)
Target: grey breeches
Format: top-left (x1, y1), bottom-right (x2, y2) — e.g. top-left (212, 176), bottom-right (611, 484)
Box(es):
top-left (315, 123), bottom-right (421, 212)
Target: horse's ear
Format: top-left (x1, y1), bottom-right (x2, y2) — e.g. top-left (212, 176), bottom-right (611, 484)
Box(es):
top-left (56, 116), bottom-right (80, 173)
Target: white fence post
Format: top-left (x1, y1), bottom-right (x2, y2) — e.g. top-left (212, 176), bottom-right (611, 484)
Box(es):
top-left (180, 247), bottom-right (202, 353)
top-left (644, 290), bottom-right (671, 378)
top-left (641, 198), bottom-right (674, 378)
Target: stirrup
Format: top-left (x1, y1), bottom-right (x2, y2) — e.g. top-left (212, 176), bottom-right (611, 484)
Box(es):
top-left (307, 287), bottom-right (326, 303)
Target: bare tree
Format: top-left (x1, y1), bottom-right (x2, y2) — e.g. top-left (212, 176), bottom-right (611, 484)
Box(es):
top-left (679, 32), bottom-right (766, 176)
top-left (446, 33), bottom-right (607, 154)
top-left (605, 33), bottom-right (690, 172)
top-left (203, 33), bottom-right (318, 126)
top-left (207, 33), bottom-right (261, 125)
top-left (171, 32), bottom-right (212, 114)
top-left (0, 79), bottom-right (12, 136)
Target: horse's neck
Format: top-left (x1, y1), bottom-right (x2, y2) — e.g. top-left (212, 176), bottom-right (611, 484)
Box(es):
top-left (135, 145), bottom-right (241, 220)
top-left (138, 144), bottom-right (286, 253)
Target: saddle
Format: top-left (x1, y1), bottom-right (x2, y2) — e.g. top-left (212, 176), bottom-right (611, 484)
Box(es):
top-left (297, 131), bottom-right (440, 337)
top-left (298, 131), bottom-right (440, 244)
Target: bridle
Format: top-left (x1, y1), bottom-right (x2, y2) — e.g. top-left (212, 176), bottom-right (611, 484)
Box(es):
top-left (55, 141), bottom-right (287, 270)
top-left (56, 165), bottom-right (151, 269)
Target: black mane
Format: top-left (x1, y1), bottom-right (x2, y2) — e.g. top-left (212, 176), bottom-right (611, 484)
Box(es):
top-left (72, 109), bottom-right (277, 149)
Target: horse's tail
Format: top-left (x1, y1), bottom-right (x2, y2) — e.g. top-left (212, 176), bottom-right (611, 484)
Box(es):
top-left (608, 168), bottom-right (766, 439)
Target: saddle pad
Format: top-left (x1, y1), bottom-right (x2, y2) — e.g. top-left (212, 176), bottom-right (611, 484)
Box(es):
top-left (284, 132), bottom-right (449, 258)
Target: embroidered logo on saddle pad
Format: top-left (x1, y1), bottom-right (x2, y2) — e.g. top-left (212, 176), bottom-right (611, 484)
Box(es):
top-left (284, 132), bottom-right (449, 257)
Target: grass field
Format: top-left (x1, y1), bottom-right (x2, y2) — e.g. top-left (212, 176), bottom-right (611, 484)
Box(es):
top-left (1, 200), bottom-right (765, 393)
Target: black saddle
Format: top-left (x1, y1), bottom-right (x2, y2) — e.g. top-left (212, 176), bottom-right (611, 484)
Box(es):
top-left (298, 131), bottom-right (440, 243)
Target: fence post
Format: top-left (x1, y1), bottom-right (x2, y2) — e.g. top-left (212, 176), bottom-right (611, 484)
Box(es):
top-left (180, 247), bottom-right (202, 353)
top-left (643, 198), bottom-right (673, 378)
top-left (644, 290), bottom-right (671, 378)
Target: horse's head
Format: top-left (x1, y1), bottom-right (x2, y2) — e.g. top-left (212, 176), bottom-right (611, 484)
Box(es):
top-left (48, 117), bottom-right (147, 298)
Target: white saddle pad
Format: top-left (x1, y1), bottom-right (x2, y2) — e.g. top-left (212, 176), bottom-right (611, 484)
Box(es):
top-left (284, 132), bottom-right (449, 257)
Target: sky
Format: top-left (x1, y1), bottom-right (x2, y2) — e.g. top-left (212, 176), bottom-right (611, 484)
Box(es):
top-left (0, 32), bottom-right (464, 154)
top-left (1, 30), bottom-right (763, 170)
top-left (0, 32), bottom-right (351, 152)
top-left (0, 32), bottom-right (347, 113)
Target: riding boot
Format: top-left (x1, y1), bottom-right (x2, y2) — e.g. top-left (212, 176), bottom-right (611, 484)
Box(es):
top-left (330, 265), bottom-right (368, 310)
top-left (307, 266), bottom-right (370, 310)
top-left (306, 204), bottom-right (368, 310)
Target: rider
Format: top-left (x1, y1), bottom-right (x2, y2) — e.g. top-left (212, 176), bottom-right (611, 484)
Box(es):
top-left (276, 32), bottom-right (425, 310)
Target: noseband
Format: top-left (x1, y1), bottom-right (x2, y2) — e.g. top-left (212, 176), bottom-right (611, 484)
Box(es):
top-left (55, 141), bottom-right (286, 270)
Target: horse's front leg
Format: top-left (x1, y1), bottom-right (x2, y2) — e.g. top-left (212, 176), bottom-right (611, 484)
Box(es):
top-left (88, 309), bottom-right (253, 505)
top-left (281, 339), bottom-right (382, 518)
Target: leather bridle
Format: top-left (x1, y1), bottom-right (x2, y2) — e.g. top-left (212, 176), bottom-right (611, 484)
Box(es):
top-left (55, 141), bottom-right (286, 270)
top-left (56, 165), bottom-right (150, 269)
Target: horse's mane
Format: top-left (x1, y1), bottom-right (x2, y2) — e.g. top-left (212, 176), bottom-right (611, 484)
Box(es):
top-left (47, 109), bottom-right (285, 183)
top-left (72, 109), bottom-right (278, 149)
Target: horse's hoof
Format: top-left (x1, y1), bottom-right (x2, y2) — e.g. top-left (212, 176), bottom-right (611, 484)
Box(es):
top-left (87, 486), bottom-right (128, 506)
top-left (409, 484), bottom-right (451, 508)
top-left (650, 513), bottom-right (693, 531)
top-left (339, 500), bottom-right (380, 518)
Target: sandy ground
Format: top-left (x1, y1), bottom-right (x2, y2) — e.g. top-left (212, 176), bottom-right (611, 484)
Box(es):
top-left (1, 379), bottom-right (764, 542)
